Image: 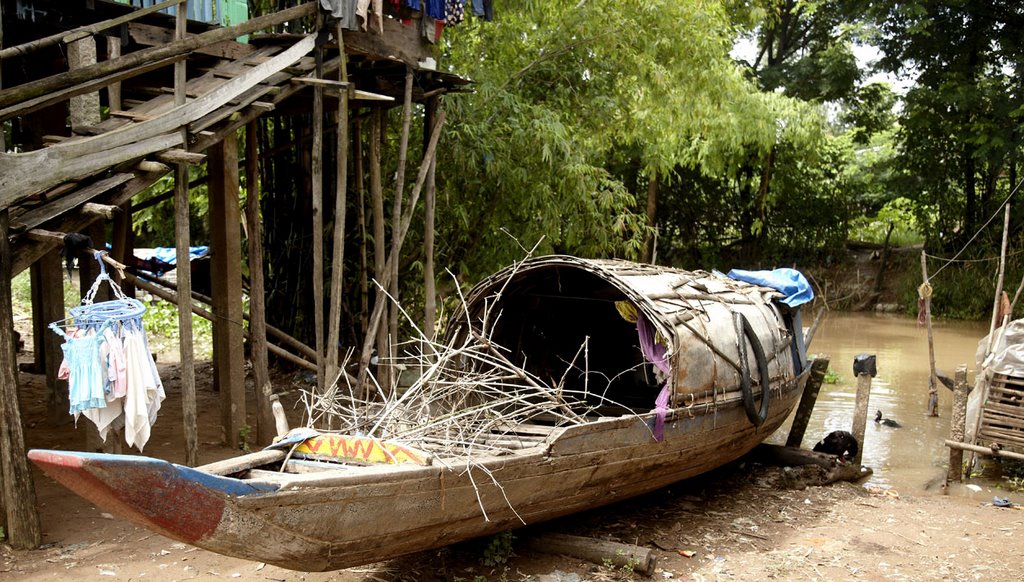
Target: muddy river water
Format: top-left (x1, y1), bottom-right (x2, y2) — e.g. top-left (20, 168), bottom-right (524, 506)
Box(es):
top-left (768, 311), bottom-right (1007, 496)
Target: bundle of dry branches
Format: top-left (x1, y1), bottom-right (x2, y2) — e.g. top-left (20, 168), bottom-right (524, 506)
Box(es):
top-left (299, 260), bottom-right (643, 462)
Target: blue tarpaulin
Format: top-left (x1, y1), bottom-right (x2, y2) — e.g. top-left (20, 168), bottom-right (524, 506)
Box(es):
top-left (149, 246), bottom-right (209, 266)
top-left (726, 268), bottom-right (814, 308)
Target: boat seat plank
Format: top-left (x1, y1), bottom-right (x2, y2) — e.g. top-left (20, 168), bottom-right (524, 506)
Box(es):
top-left (198, 449), bottom-right (287, 476)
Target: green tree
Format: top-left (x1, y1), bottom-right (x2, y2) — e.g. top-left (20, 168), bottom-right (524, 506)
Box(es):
top-left (869, 1), bottom-right (1024, 244)
top-left (438, 0), bottom-right (819, 278)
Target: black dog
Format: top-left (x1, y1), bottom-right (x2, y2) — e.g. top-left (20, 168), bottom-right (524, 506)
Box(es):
top-left (812, 430), bottom-right (860, 461)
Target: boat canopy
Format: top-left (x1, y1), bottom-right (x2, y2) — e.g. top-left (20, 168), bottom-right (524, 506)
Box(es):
top-left (448, 256), bottom-right (803, 415)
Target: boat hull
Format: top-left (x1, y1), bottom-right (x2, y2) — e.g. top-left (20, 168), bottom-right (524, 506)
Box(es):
top-left (29, 376), bottom-right (802, 571)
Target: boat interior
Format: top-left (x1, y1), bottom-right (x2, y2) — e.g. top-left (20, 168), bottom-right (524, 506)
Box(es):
top-left (470, 267), bottom-right (666, 416)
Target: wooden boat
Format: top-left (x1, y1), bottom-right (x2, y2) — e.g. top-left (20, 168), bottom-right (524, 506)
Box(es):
top-left (30, 256), bottom-right (811, 571)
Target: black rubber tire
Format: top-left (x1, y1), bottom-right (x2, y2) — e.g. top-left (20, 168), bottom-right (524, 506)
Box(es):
top-left (734, 311), bottom-right (770, 427)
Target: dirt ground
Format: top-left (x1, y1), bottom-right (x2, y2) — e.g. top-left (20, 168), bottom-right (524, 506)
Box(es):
top-left (4, 356), bottom-right (1024, 581)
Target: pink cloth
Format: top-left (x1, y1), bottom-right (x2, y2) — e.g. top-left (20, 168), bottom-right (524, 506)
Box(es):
top-left (638, 312), bottom-right (671, 441)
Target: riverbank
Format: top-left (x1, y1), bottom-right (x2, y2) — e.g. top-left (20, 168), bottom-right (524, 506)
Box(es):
top-left (4, 356), bottom-right (1024, 581)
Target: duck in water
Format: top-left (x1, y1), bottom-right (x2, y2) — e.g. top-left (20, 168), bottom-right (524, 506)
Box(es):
top-left (875, 410), bottom-right (901, 428)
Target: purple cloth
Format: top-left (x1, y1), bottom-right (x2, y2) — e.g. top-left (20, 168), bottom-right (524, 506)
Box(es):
top-left (638, 312), bottom-right (671, 441)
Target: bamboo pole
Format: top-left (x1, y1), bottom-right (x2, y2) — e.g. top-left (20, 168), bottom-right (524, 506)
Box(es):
top-left (921, 251), bottom-right (938, 417)
top-left (246, 121), bottom-right (274, 445)
top-left (356, 111), bottom-right (446, 393)
top-left (947, 365), bottom-right (969, 483)
top-left (0, 209), bottom-right (42, 549)
top-left (172, 3), bottom-right (198, 467)
top-left (945, 440), bottom-right (1024, 463)
top-left (326, 23), bottom-right (350, 386)
top-left (387, 68), bottom-right (414, 387)
top-left (311, 9), bottom-right (326, 396)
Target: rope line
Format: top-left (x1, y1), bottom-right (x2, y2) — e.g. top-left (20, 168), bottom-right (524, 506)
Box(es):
top-left (928, 178), bottom-right (1024, 281)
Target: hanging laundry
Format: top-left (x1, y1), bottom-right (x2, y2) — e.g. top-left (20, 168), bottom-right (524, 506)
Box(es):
top-left (445, 0), bottom-right (465, 24)
top-left (471, 0), bottom-right (493, 21)
top-left (56, 326), bottom-right (108, 415)
top-left (50, 251), bottom-right (165, 451)
top-left (123, 324), bottom-right (165, 451)
top-left (424, 0), bottom-right (445, 20)
top-left (405, 0), bottom-right (420, 9)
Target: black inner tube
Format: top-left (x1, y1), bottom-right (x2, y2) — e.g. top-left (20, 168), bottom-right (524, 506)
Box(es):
top-left (734, 312), bottom-right (770, 426)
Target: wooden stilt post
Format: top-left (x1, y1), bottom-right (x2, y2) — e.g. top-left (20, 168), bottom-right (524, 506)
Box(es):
top-left (355, 117), bottom-right (368, 340)
top-left (325, 24), bottom-right (349, 387)
top-left (369, 107), bottom-right (387, 391)
top-left (110, 199), bottom-right (135, 297)
top-left (311, 7), bottom-right (326, 396)
top-left (851, 354), bottom-right (876, 466)
top-left (67, 35), bottom-right (101, 131)
top-left (921, 252), bottom-right (938, 417)
top-left (947, 364), bottom-right (970, 483)
top-left (208, 136), bottom-right (246, 450)
top-left (173, 2), bottom-right (198, 466)
top-left (0, 209), bottom-right (42, 549)
top-left (28, 261), bottom-right (46, 374)
top-left (38, 249), bottom-right (66, 427)
top-left (785, 357), bottom-right (830, 448)
top-left (246, 121), bottom-right (274, 445)
top-left (423, 97), bottom-right (438, 339)
top-left (387, 68), bottom-right (414, 390)
top-left (105, 35), bottom-right (122, 112)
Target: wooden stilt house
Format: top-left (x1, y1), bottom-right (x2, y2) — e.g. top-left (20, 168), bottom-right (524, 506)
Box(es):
top-left (0, 0), bottom-right (471, 549)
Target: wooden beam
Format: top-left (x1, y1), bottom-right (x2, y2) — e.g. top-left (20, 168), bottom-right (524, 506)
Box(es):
top-left (0, 56), bottom-right (183, 122)
top-left (342, 16), bottom-right (432, 67)
top-left (154, 149), bottom-right (206, 165)
top-left (11, 163), bottom-right (170, 276)
top-left (0, 209), bottom-right (42, 549)
top-left (0, 0), bottom-right (186, 61)
top-left (290, 77), bottom-right (350, 88)
top-left (208, 137), bottom-right (246, 450)
top-left (127, 22), bottom-right (255, 60)
top-left (10, 173), bottom-right (134, 233)
top-left (0, 3), bottom-right (316, 108)
top-left (81, 202), bottom-right (121, 220)
top-left (0, 33), bottom-right (316, 210)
